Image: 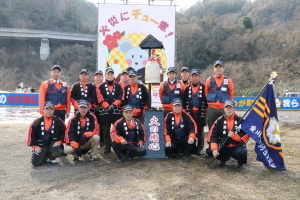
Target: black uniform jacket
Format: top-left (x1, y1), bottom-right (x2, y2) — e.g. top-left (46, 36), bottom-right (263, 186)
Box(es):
top-left (182, 82), bottom-right (207, 126)
top-left (65, 111), bottom-right (98, 143)
top-left (27, 116), bottom-right (65, 147)
top-left (164, 111), bottom-right (197, 140)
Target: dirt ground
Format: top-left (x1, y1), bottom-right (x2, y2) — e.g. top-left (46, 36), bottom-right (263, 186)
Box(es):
top-left (0, 109), bottom-right (299, 200)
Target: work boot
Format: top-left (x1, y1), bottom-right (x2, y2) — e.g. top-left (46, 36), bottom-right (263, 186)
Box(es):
top-left (218, 161), bottom-right (226, 166)
top-left (104, 147), bottom-right (111, 154)
top-left (196, 149), bottom-right (202, 155)
top-left (237, 163), bottom-right (245, 170)
top-left (90, 157), bottom-right (100, 162)
top-left (184, 155), bottom-right (192, 161)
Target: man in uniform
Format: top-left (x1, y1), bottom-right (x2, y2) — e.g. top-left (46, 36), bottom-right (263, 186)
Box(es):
top-left (119, 70), bottom-right (131, 89)
top-left (98, 68), bottom-right (123, 154)
top-left (123, 70), bottom-right (150, 123)
top-left (180, 67), bottom-right (191, 91)
top-left (39, 65), bottom-right (71, 121)
top-left (164, 98), bottom-right (197, 160)
top-left (27, 101), bottom-right (66, 166)
top-left (65, 100), bottom-right (100, 162)
top-left (206, 100), bottom-right (249, 169)
top-left (182, 69), bottom-right (207, 155)
top-left (159, 67), bottom-right (183, 117)
top-left (205, 60), bottom-right (234, 130)
top-left (70, 69), bottom-right (96, 113)
top-left (93, 70), bottom-right (105, 148)
top-left (110, 104), bottom-right (146, 162)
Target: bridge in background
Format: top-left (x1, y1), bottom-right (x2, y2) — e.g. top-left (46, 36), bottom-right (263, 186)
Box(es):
top-left (0, 28), bottom-right (97, 60)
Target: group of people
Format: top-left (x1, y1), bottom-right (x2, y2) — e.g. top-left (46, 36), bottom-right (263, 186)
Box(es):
top-left (27, 60), bottom-right (249, 169)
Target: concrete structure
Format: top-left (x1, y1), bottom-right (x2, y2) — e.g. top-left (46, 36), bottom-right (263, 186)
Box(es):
top-left (0, 28), bottom-right (97, 60)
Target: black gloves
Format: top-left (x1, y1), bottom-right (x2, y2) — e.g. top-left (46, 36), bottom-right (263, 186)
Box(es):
top-left (74, 148), bottom-right (82, 157)
top-left (80, 135), bottom-right (87, 146)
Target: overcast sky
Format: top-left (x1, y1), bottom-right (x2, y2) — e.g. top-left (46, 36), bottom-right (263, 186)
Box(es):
top-left (87, 0), bottom-right (201, 11)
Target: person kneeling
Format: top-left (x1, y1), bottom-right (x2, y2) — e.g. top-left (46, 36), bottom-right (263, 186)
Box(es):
top-left (206, 100), bottom-right (250, 169)
top-left (65, 100), bottom-right (100, 162)
top-left (27, 101), bottom-right (66, 166)
top-left (164, 98), bottom-right (197, 160)
top-left (111, 104), bottom-right (146, 162)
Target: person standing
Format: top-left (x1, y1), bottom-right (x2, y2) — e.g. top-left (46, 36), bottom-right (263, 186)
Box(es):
top-left (164, 98), bottom-right (197, 160)
top-left (39, 65), bottom-right (71, 121)
top-left (159, 67), bottom-right (183, 117)
top-left (65, 100), bottom-right (100, 162)
top-left (93, 70), bottom-right (105, 148)
top-left (206, 100), bottom-right (249, 169)
top-left (179, 67), bottom-right (191, 91)
top-left (182, 69), bottom-right (207, 155)
top-left (98, 68), bottom-right (123, 154)
top-left (205, 60), bottom-right (234, 130)
top-left (111, 104), bottom-right (147, 162)
top-left (119, 70), bottom-right (131, 89)
top-left (27, 101), bottom-right (66, 166)
top-left (70, 69), bottom-right (96, 113)
top-left (123, 70), bottom-right (150, 123)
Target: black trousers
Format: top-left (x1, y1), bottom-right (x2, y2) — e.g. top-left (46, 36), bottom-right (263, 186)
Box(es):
top-left (54, 110), bottom-right (66, 122)
top-left (31, 146), bottom-right (64, 166)
top-left (100, 122), bottom-right (113, 148)
top-left (112, 142), bottom-right (146, 158)
top-left (90, 108), bottom-right (103, 143)
top-left (206, 145), bottom-right (247, 165)
top-left (165, 137), bottom-right (194, 156)
top-left (189, 112), bottom-right (205, 151)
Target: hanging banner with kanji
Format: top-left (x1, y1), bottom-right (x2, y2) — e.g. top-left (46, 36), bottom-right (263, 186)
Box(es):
top-left (97, 4), bottom-right (175, 83)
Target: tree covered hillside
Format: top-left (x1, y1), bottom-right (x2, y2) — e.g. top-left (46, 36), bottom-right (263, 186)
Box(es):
top-left (176, 0), bottom-right (300, 95)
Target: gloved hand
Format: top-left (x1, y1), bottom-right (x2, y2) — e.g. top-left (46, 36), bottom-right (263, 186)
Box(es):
top-left (74, 147), bottom-right (82, 157)
top-left (80, 135), bottom-right (87, 146)
top-left (107, 105), bottom-right (114, 112)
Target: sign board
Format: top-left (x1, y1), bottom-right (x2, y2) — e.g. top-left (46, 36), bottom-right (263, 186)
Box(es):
top-left (141, 110), bottom-right (167, 158)
top-left (0, 93), bottom-right (38, 106)
top-left (150, 84), bottom-right (162, 108)
top-left (97, 4), bottom-right (175, 83)
top-left (233, 97), bottom-right (300, 110)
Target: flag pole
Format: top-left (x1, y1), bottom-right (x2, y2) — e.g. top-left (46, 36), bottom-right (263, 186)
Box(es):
top-left (205, 72), bottom-right (278, 168)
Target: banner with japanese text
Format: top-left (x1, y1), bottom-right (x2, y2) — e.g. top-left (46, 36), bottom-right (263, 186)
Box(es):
top-left (141, 110), bottom-right (167, 158)
top-left (97, 4), bottom-right (175, 83)
top-left (0, 93), bottom-right (38, 106)
top-left (233, 97), bottom-right (300, 110)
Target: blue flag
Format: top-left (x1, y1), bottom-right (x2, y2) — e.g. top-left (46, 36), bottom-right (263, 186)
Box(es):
top-left (241, 84), bottom-right (286, 170)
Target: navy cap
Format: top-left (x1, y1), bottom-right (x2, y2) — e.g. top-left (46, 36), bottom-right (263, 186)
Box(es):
top-left (121, 70), bottom-right (129, 75)
top-left (167, 67), bottom-right (177, 74)
top-left (105, 68), bottom-right (114, 74)
top-left (51, 65), bottom-right (61, 71)
top-left (123, 104), bottom-right (133, 111)
top-left (44, 101), bottom-right (54, 109)
top-left (129, 70), bottom-right (137, 76)
top-left (79, 69), bottom-right (89, 75)
top-left (224, 100), bottom-right (235, 108)
top-left (94, 70), bottom-right (103, 75)
top-left (214, 60), bottom-right (225, 67)
top-left (172, 98), bottom-right (182, 106)
top-left (78, 100), bottom-right (89, 107)
top-left (190, 69), bottom-right (200, 75)
top-left (181, 67), bottom-right (190, 72)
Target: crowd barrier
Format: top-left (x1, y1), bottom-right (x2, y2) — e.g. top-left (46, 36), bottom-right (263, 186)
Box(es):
top-left (0, 93), bottom-right (299, 110)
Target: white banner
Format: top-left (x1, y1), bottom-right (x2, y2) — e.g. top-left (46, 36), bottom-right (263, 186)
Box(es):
top-left (97, 4), bottom-right (175, 83)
